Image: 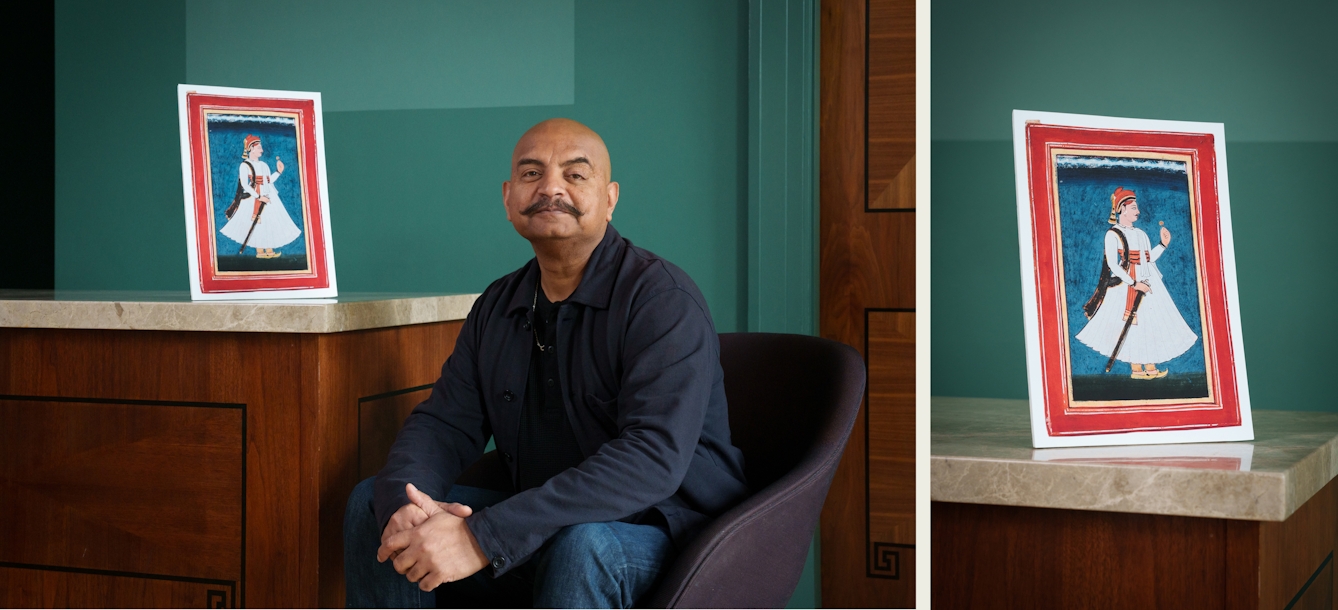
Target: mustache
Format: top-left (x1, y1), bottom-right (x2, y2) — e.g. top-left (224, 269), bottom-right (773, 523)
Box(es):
top-left (521, 196), bottom-right (584, 217)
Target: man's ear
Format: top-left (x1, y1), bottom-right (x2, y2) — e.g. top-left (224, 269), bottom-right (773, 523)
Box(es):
top-left (502, 180), bottom-right (513, 221)
top-left (605, 181), bottom-right (619, 221)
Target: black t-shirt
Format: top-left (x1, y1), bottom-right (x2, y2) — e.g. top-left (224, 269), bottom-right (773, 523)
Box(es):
top-left (515, 286), bottom-right (587, 491)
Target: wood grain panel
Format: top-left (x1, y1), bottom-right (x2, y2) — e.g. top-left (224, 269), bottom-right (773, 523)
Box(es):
top-left (819, 0), bottom-right (915, 605)
top-left (0, 566), bottom-right (235, 608)
top-left (314, 322), bottom-right (461, 608)
top-left (867, 312), bottom-right (914, 549)
top-left (0, 399), bottom-right (242, 581)
top-left (359, 388), bottom-right (433, 481)
top-left (1259, 474), bottom-right (1338, 610)
top-left (866, 0), bottom-right (915, 209)
top-left (932, 501), bottom-right (1236, 609)
top-left (0, 328), bottom-right (307, 607)
top-left (0, 321), bottom-right (464, 608)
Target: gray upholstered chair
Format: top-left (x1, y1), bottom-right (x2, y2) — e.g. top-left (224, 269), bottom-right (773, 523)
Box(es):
top-left (457, 332), bottom-right (866, 608)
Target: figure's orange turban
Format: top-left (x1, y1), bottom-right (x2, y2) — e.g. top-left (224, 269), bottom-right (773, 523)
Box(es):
top-left (1108, 187), bottom-right (1137, 224)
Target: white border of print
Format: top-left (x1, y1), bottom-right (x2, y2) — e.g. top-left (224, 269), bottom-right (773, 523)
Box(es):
top-left (1012, 109), bottom-right (1252, 448)
top-left (176, 84), bottom-right (338, 300)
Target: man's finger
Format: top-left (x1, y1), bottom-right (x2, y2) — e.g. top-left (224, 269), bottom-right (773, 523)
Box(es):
top-left (406, 562), bottom-right (429, 584)
top-left (392, 546), bottom-right (417, 575)
top-left (406, 483), bottom-right (441, 517)
top-left (377, 530), bottom-right (411, 562)
top-left (436, 501), bottom-right (473, 517)
top-left (420, 572), bottom-right (445, 592)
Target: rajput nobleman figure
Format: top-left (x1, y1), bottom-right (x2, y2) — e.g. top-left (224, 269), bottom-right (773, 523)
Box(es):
top-left (344, 119), bottom-right (749, 608)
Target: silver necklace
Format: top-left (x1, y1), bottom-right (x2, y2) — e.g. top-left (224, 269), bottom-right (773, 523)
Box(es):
top-left (531, 283), bottom-right (550, 352)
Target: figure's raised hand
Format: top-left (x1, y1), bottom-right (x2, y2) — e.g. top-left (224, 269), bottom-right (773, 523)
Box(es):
top-left (275, 156), bottom-right (284, 173)
top-left (1160, 221), bottom-right (1171, 247)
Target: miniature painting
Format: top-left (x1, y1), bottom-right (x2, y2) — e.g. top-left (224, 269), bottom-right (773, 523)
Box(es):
top-left (1013, 110), bottom-right (1252, 448)
top-left (177, 85), bottom-right (337, 299)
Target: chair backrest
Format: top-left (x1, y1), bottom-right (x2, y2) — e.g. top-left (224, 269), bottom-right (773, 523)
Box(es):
top-left (644, 332), bottom-right (865, 608)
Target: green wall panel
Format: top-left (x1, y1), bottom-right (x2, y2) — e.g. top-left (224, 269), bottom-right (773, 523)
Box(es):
top-left (186, 0), bottom-right (575, 112)
top-left (932, 0), bottom-right (1338, 142)
top-left (55, 0), bottom-right (188, 292)
top-left (56, 0), bottom-right (750, 332)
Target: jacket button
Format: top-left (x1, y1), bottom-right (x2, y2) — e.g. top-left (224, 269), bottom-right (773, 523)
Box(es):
top-left (522, 321), bottom-right (530, 331)
top-left (503, 390), bottom-right (514, 402)
top-left (502, 452), bottom-right (513, 462)
top-left (491, 556), bottom-right (507, 570)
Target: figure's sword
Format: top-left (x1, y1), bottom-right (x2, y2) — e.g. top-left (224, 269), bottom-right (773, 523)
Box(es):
top-left (1105, 288), bottom-right (1146, 372)
top-left (238, 199), bottom-right (268, 254)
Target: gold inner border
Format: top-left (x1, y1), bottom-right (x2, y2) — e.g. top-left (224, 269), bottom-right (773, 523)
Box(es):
top-left (200, 107), bottom-right (316, 278)
top-left (1049, 147), bottom-right (1217, 411)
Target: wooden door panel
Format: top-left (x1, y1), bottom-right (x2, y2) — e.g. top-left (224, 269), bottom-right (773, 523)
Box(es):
top-left (820, 0), bottom-right (915, 605)
top-left (867, 311), bottom-right (914, 547)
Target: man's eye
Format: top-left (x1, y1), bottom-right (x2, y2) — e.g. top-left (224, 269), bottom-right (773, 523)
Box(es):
top-left (569, 173), bottom-right (584, 180)
top-left (525, 170), bottom-right (539, 177)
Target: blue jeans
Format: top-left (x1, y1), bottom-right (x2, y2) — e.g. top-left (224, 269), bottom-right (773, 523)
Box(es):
top-left (344, 477), bottom-right (675, 608)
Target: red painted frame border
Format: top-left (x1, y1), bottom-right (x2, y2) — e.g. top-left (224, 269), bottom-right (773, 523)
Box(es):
top-left (186, 93), bottom-right (330, 293)
top-left (1025, 124), bottom-right (1241, 436)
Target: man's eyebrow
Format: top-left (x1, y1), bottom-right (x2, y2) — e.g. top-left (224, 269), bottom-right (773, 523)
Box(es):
top-left (516, 158), bottom-right (545, 168)
top-left (560, 157), bottom-right (592, 168)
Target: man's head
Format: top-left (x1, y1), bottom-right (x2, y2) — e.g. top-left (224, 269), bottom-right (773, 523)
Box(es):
top-left (503, 118), bottom-right (619, 247)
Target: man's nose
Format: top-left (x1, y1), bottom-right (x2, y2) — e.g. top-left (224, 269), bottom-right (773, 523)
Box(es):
top-left (537, 169), bottom-right (569, 199)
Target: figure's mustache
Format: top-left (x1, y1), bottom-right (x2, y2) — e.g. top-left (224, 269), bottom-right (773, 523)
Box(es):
top-left (521, 196), bottom-right (584, 217)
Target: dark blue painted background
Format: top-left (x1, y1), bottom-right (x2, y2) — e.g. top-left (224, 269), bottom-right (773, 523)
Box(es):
top-left (1058, 160), bottom-right (1206, 374)
top-left (205, 117), bottom-right (307, 256)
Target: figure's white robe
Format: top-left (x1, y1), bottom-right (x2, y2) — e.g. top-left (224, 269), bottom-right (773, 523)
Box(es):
top-left (1074, 226), bottom-right (1198, 364)
top-left (219, 160), bottom-right (302, 250)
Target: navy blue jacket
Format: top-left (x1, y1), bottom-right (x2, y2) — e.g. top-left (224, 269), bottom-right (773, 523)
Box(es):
top-left (373, 225), bottom-right (749, 576)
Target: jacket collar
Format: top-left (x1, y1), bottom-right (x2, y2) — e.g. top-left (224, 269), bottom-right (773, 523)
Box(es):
top-left (505, 224), bottom-right (623, 317)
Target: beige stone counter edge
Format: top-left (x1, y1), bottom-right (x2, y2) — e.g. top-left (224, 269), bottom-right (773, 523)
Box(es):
top-left (931, 454), bottom-right (1295, 521)
top-left (0, 294), bottom-right (482, 334)
top-left (931, 454), bottom-right (1299, 521)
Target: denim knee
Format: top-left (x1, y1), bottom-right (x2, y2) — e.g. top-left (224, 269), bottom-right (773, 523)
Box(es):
top-left (345, 477), bottom-right (378, 543)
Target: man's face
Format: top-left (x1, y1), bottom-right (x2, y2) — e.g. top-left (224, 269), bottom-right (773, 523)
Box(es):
top-left (249, 142), bottom-right (263, 160)
top-left (1119, 199), bottom-right (1139, 225)
top-left (502, 121), bottom-right (619, 244)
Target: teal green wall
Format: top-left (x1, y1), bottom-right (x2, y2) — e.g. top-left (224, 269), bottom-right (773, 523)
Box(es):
top-left (57, 0), bottom-right (751, 333)
top-left (932, 0), bottom-right (1338, 411)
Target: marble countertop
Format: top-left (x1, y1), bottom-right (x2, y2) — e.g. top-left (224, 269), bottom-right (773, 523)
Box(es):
top-left (932, 396), bottom-right (1338, 521)
top-left (0, 290), bottom-right (480, 334)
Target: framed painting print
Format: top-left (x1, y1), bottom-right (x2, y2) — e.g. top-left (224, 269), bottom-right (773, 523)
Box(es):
top-left (1012, 110), bottom-right (1252, 448)
top-left (177, 84), bottom-right (337, 299)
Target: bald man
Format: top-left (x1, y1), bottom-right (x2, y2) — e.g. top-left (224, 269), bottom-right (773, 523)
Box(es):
top-left (343, 119), bottom-right (749, 608)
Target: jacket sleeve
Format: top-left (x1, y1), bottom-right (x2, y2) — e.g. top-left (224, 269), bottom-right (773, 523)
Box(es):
top-left (465, 286), bottom-right (715, 575)
top-left (372, 297), bottom-right (493, 532)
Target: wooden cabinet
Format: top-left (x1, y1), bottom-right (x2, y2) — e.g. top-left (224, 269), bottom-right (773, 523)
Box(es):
top-left (0, 319), bottom-right (462, 608)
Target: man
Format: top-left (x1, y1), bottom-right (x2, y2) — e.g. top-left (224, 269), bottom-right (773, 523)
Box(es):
top-left (344, 118), bottom-right (749, 608)
top-left (1077, 186), bottom-right (1197, 378)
